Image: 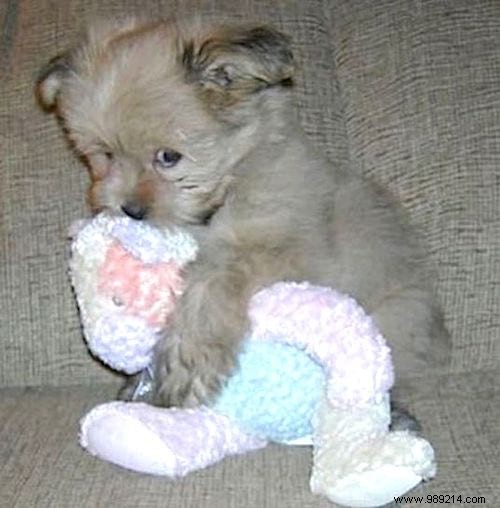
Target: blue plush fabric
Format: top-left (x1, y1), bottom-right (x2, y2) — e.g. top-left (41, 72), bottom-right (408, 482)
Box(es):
top-left (213, 340), bottom-right (325, 443)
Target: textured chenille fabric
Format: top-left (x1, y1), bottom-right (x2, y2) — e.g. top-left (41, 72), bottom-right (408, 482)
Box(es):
top-left (69, 214), bottom-right (197, 374)
top-left (1, 0), bottom-right (499, 506)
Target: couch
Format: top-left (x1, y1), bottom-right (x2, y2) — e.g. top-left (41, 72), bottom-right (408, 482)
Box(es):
top-left (1, 0), bottom-right (499, 506)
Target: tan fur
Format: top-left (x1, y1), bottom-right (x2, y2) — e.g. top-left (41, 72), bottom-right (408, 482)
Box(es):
top-left (38, 18), bottom-right (451, 409)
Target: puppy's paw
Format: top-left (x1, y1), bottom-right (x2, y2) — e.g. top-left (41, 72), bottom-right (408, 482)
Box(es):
top-left (155, 337), bottom-right (237, 408)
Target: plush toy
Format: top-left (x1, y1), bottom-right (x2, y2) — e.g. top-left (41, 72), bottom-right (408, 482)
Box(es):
top-left (70, 214), bottom-right (436, 508)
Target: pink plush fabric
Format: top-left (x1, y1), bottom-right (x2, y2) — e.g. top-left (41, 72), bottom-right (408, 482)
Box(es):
top-left (80, 401), bottom-right (267, 477)
top-left (249, 282), bottom-right (394, 408)
top-left (98, 241), bottom-right (185, 328)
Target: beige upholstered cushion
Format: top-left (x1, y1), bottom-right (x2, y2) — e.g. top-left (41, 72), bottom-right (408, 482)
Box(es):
top-left (2, 0), bottom-right (498, 387)
top-left (1, 1), bottom-right (499, 506)
top-left (327, 0), bottom-right (500, 375)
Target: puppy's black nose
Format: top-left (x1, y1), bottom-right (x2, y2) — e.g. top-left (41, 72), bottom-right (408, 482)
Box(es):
top-left (121, 202), bottom-right (148, 220)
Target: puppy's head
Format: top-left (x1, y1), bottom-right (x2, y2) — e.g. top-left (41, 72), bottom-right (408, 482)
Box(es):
top-left (37, 18), bottom-right (295, 225)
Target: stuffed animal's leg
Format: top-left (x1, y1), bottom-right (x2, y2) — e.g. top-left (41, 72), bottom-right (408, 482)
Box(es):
top-left (80, 401), bottom-right (267, 477)
top-left (310, 395), bottom-right (436, 508)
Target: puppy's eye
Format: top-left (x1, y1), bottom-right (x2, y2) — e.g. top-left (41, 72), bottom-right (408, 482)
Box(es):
top-left (104, 151), bottom-right (113, 161)
top-left (154, 148), bottom-right (182, 169)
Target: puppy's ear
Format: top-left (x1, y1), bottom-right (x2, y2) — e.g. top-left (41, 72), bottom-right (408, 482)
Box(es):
top-left (36, 52), bottom-right (73, 109)
top-left (36, 17), bottom-right (144, 109)
top-left (184, 26), bottom-right (295, 94)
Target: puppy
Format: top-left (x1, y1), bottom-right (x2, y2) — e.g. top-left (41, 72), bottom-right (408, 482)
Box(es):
top-left (38, 17), bottom-right (450, 413)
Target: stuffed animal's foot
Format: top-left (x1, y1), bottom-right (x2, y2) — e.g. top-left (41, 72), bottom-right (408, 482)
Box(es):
top-left (311, 396), bottom-right (436, 507)
top-left (312, 432), bottom-right (436, 507)
top-left (80, 401), bottom-right (267, 476)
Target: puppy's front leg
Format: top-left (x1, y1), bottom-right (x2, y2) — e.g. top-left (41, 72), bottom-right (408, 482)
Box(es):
top-left (152, 257), bottom-right (253, 408)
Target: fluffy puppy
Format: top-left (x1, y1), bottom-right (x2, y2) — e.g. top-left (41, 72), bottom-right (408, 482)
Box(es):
top-left (38, 17), bottom-right (450, 410)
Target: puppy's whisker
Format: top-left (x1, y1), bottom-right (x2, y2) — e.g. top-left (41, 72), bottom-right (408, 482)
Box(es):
top-left (176, 128), bottom-right (188, 141)
top-left (183, 151), bottom-right (198, 163)
top-left (175, 129), bottom-right (198, 162)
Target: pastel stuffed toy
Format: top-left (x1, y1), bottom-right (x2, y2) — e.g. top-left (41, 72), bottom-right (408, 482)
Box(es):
top-left (70, 214), bottom-right (436, 508)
